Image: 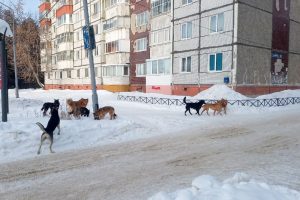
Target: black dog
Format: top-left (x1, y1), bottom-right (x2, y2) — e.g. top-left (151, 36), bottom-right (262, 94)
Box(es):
top-left (36, 105), bottom-right (60, 154)
top-left (183, 96), bottom-right (205, 116)
top-left (41, 99), bottom-right (60, 116)
top-left (80, 107), bottom-right (90, 117)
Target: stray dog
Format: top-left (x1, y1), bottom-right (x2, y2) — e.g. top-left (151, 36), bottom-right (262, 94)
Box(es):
top-left (66, 98), bottom-right (88, 118)
top-left (41, 99), bottom-right (60, 116)
top-left (183, 96), bottom-right (205, 116)
top-left (201, 98), bottom-right (228, 116)
top-left (93, 106), bottom-right (117, 120)
top-left (36, 106), bottom-right (60, 154)
top-left (80, 107), bottom-right (90, 117)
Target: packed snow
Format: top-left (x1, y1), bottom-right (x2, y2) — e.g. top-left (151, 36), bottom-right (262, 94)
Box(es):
top-left (149, 173), bottom-right (300, 200)
top-left (1, 84), bottom-right (300, 199)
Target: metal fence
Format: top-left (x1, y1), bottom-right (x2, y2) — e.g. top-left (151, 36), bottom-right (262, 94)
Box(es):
top-left (117, 95), bottom-right (300, 107)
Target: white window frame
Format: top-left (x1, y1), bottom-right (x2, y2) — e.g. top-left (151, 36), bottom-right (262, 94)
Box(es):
top-left (181, 56), bottom-right (192, 73)
top-left (210, 13), bottom-right (224, 33)
top-left (136, 63), bottom-right (146, 76)
top-left (182, 0), bottom-right (192, 6)
top-left (181, 22), bottom-right (192, 40)
top-left (136, 11), bottom-right (148, 27)
top-left (135, 37), bottom-right (147, 52)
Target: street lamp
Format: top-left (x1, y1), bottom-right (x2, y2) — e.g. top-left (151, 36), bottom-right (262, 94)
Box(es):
top-left (0, 2), bottom-right (19, 98)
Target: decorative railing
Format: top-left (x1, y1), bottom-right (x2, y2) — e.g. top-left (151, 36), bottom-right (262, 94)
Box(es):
top-left (117, 95), bottom-right (300, 107)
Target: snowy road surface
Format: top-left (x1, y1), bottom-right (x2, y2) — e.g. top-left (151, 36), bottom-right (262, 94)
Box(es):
top-left (0, 107), bottom-right (299, 200)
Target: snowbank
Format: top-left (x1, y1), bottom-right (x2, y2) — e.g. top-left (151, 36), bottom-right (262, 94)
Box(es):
top-left (149, 173), bottom-right (300, 200)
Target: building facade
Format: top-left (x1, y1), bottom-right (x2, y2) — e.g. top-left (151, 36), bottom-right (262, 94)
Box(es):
top-left (40, 0), bottom-right (300, 96)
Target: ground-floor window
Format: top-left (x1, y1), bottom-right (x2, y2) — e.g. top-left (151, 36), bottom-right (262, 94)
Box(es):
top-left (102, 65), bottom-right (129, 77)
top-left (209, 53), bottom-right (223, 72)
top-left (136, 63), bottom-right (146, 76)
top-left (146, 58), bottom-right (171, 75)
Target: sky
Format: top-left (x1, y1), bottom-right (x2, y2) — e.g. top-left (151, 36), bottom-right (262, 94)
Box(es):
top-left (2, 0), bottom-right (40, 17)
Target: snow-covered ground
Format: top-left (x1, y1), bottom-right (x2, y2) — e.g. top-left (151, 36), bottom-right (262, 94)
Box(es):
top-left (1, 85), bottom-right (300, 199)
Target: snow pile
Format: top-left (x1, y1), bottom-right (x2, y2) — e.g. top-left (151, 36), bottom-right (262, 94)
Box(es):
top-left (257, 89), bottom-right (300, 99)
top-left (149, 173), bottom-right (300, 200)
top-left (193, 84), bottom-right (249, 100)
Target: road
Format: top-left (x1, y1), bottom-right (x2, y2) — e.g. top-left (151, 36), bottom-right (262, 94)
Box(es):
top-left (0, 110), bottom-right (299, 200)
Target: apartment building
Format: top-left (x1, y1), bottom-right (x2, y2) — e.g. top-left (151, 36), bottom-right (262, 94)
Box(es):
top-left (39, 0), bottom-right (130, 92)
top-left (129, 0), bottom-right (150, 92)
top-left (40, 0), bottom-right (300, 95)
top-left (172, 0), bottom-right (300, 96)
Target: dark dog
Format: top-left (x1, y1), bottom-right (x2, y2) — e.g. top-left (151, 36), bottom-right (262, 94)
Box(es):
top-left (41, 99), bottom-right (60, 116)
top-left (80, 107), bottom-right (90, 117)
top-left (36, 106), bottom-right (60, 154)
top-left (183, 96), bottom-right (205, 116)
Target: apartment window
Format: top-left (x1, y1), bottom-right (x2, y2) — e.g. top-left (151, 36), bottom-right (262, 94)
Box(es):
top-left (60, 71), bottom-right (63, 79)
top-left (151, 27), bottom-right (170, 45)
top-left (67, 70), bottom-right (71, 78)
top-left (146, 58), bottom-right (170, 75)
top-left (103, 17), bottom-right (117, 30)
top-left (74, 12), bottom-right (80, 23)
top-left (57, 51), bottom-right (74, 61)
top-left (75, 0), bottom-right (79, 4)
top-left (136, 63), bottom-right (146, 76)
top-left (181, 22), bottom-right (192, 39)
top-left (182, 0), bottom-right (192, 5)
top-left (95, 45), bottom-right (100, 56)
top-left (93, 24), bottom-right (99, 34)
top-left (102, 65), bottom-right (129, 76)
top-left (77, 69), bottom-right (80, 78)
top-left (85, 68), bottom-right (89, 77)
top-left (85, 49), bottom-right (88, 58)
top-left (47, 72), bottom-right (51, 79)
top-left (181, 56), bottom-right (191, 72)
top-left (92, 2), bottom-right (100, 15)
top-left (151, 0), bottom-right (171, 17)
top-left (75, 50), bottom-right (80, 60)
top-left (106, 0), bottom-right (129, 8)
top-left (210, 13), bottom-right (224, 33)
top-left (135, 38), bottom-right (147, 52)
top-left (209, 53), bottom-right (223, 71)
top-left (136, 11), bottom-right (148, 26)
top-left (56, 32), bottom-right (73, 44)
top-left (105, 40), bottom-right (119, 53)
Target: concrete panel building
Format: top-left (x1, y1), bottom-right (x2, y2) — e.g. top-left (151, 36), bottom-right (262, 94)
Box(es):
top-left (40, 0), bottom-right (300, 96)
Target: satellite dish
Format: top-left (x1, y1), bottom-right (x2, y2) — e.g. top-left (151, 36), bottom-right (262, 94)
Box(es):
top-left (0, 19), bottom-right (13, 37)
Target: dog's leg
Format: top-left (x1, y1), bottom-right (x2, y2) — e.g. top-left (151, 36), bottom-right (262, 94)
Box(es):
top-left (57, 124), bottom-right (60, 135)
top-left (188, 109), bottom-right (192, 115)
top-left (37, 133), bottom-right (47, 155)
top-left (49, 137), bottom-right (55, 153)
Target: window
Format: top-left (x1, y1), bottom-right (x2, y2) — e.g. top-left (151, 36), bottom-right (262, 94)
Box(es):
top-left (151, 27), bottom-right (170, 45)
top-left (136, 11), bottom-right (148, 26)
top-left (146, 58), bottom-right (170, 75)
top-left (103, 17), bottom-right (118, 30)
top-left (67, 70), bottom-right (71, 78)
top-left (57, 14), bottom-right (72, 26)
top-left (182, 0), bottom-right (192, 5)
top-left (136, 63), bottom-right (146, 76)
top-left (106, 0), bottom-right (129, 8)
top-left (93, 24), bottom-right (99, 34)
top-left (181, 22), bottom-right (192, 39)
top-left (75, 50), bottom-right (80, 60)
top-left (92, 2), bottom-right (100, 15)
top-left (105, 40), bottom-right (119, 53)
top-left (77, 69), bottom-right (80, 78)
top-left (85, 68), bottom-right (89, 77)
top-left (102, 65), bottom-right (129, 76)
top-left (151, 0), bottom-right (171, 16)
top-left (57, 51), bottom-right (74, 61)
top-left (210, 13), bottom-right (224, 33)
top-left (209, 53), bottom-right (223, 71)
top-left (60, 71), bottom-right (63, 79)
top-left (135, 38), bottom-right (147, 52)
top-left (181, 56), bottom-right (191, 72)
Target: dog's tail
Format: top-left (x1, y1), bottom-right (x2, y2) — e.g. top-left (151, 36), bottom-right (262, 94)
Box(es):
top-left (36, 122), bottom-right (46, 132)
top-left (183, 96), bottom-right (187, 104)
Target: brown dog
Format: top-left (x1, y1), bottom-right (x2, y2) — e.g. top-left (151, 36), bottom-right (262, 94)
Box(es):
top-left (201, 98), bottom-right (228, 116)
top-left (66, 98), bottom-right (89, 118)
top-left (93, 106), bottom-right (117, 120)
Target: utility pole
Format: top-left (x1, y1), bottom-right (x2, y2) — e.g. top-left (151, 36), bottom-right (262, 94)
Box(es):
top-left (0, 2), bottom-right (19, 98)
top-left (82, 0), bottom-right (99, 112)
